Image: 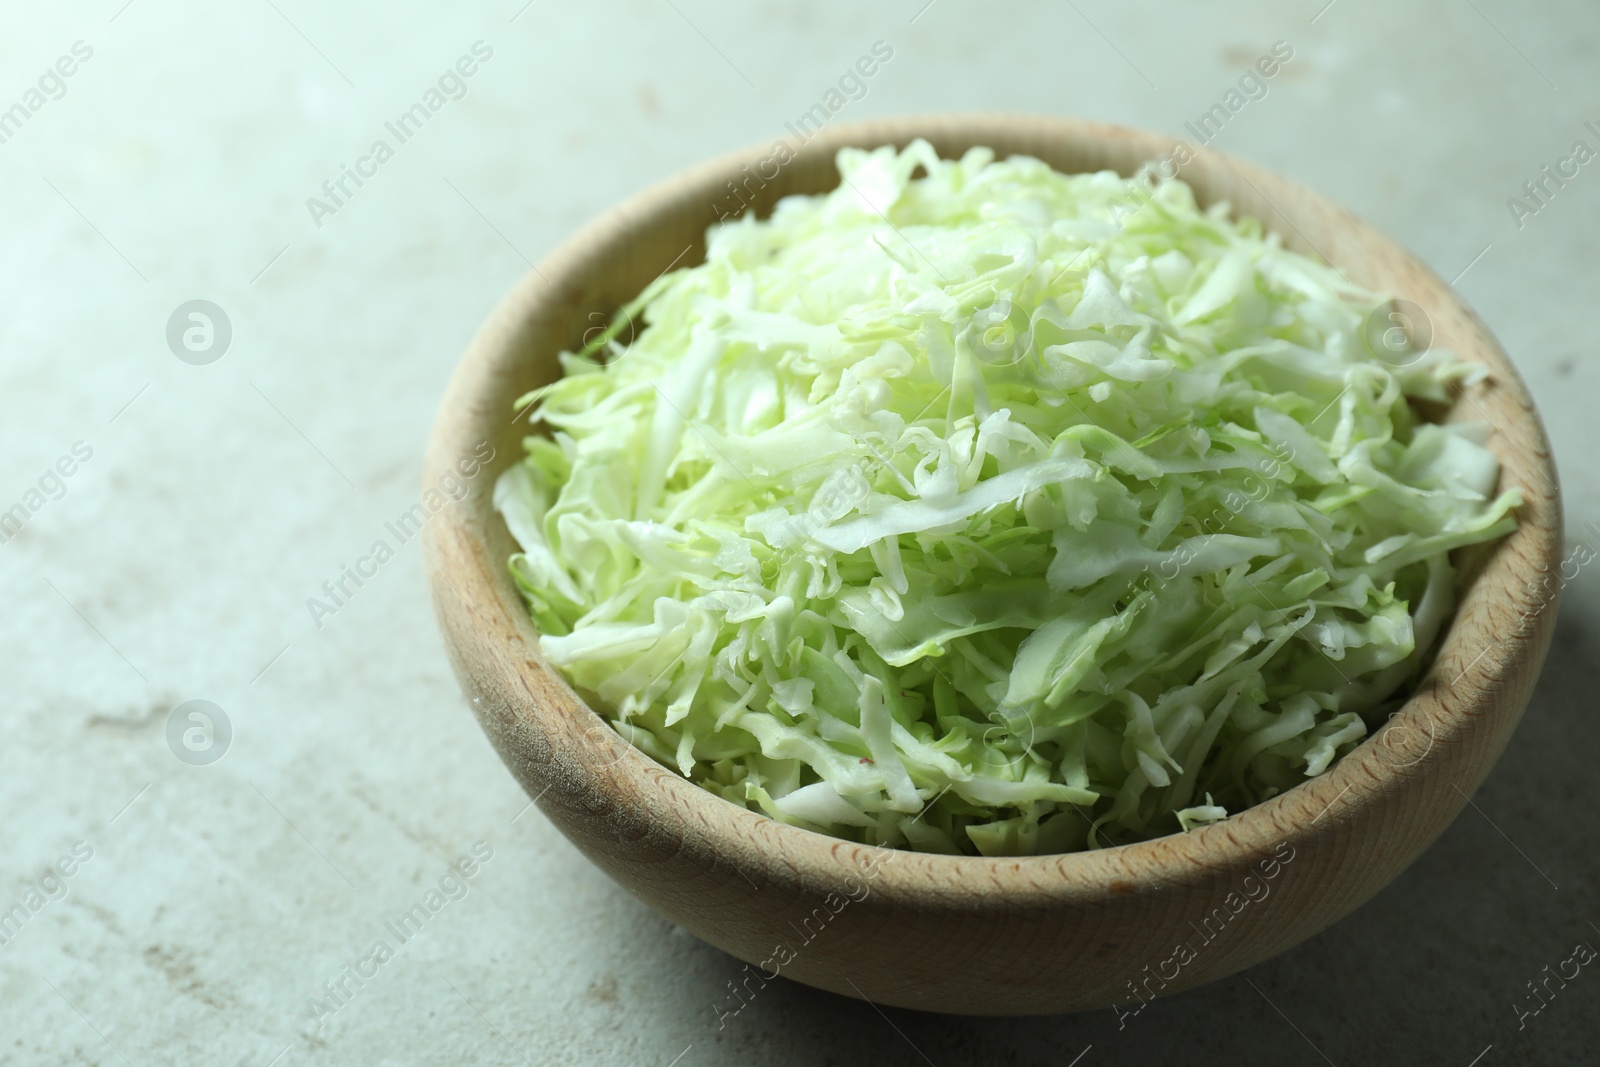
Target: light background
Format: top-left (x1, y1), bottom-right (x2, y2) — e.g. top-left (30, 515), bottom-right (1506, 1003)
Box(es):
top-left (0, 1), bottom-right (1595, 1064)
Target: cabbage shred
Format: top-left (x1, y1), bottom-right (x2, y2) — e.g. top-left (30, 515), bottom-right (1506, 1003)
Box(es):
top-left (496, 141), bottom-right (1520, 856)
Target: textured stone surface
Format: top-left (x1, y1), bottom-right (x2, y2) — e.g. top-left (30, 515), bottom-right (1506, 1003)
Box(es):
top-left (0, 2), bottom-right (1594, 1064)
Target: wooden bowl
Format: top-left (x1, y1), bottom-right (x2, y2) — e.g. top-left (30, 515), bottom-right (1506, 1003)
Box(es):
top-left (423, 114), bottom-right (1561, 1015)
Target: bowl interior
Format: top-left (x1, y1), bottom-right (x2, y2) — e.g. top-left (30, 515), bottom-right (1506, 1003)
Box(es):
top-left (426, 113), bottom-right (1559, 912)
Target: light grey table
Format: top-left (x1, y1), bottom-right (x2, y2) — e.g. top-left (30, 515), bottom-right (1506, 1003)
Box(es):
top-left (1, 2), bottom-right (1594, 1064)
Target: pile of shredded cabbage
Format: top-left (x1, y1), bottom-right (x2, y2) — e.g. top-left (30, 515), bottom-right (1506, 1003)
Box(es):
top-left (496, 141), bottom-right (1520, 856)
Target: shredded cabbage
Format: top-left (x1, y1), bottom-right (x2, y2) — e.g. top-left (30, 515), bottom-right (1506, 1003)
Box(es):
top-left (496, 141), bottom-right (1519, 856)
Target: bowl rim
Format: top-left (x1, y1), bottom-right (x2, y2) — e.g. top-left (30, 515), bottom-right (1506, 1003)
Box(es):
top-left (424, 111), bottom-right (1562, 907)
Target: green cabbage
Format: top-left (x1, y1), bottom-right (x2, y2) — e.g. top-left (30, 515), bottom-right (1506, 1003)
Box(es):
top-left (496, 140), bottom-right (1519, 855)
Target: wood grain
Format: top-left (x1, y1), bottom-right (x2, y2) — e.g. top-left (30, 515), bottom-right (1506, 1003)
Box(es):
top-left (421, 114), bottom-right (1562, 1015)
